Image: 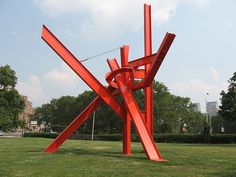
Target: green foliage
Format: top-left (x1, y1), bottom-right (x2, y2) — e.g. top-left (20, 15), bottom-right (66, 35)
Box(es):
top-left (22, 132), bottom-right (236, 144)
top-left (23, 132), bottom-right (59, 138)
top-left (153, 81), bottom-right (205, 134)
top-left (219, 72), bottom-right (236, 121)
top-left (212, 114), bottom-right (236, 134)
top-left (155, 134), bottom-right (236, 144)
top-left (202, 120), bottom-right (211, 143)
top-left (0, 108), bottom-right (14, 131)
top-left (155, 134), bottom-right (203, 143)
top-left (0, 65), bottom-right (17, 90)
top-left (0, 65), bottom-right (24, 131)
top-left (210, 134), bottom-right (236, 144)
top-left (33, 80), bottom-right (205, 135)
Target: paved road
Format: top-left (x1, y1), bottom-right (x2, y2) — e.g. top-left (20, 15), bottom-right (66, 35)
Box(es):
top-left (0, 132), bottom-right (22, 137)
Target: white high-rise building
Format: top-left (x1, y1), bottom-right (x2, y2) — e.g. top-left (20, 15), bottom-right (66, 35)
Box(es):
top-left (206, 101), bottom-right (219, 117)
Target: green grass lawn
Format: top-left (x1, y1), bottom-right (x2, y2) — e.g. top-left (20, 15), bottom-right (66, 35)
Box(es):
top-left (0, 137), bottom-right (235, 177)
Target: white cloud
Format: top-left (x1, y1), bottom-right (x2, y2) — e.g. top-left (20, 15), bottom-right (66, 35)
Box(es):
top-left (45, 63), bottom-right (78, 86)
top-left (226, 21), bottom-right (233, 28)
top-left (209, 67), bottom-right (220, 81)
top-left (34, 0), bottom-right (209, 40)
top-left (16, 75), bottom-right (45, 106)
top-left (170, 79), bottom-right (225, 95)
top-left (169, 79), bottom-right (227, 112)
top-left (54, 28), bottom-right (76, 38)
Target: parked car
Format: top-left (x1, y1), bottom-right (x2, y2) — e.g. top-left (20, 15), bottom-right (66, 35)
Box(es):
top-left (0, 131), bottom-right (3, 136)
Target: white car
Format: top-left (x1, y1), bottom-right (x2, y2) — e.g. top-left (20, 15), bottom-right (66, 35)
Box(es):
top-left (0, 131), bottom-right (2, 136)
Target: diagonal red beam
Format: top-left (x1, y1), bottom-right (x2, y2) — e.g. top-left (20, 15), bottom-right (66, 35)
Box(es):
top-left (142, 32), bottom-right (175, 87)
top-left (107, 58), bottom-right (166, 161)
top-left (45, 96), bottom-right (103, 153)
top-left (45, 86), bottom-right (119, 153)
top-left (41, 25), bottom-right (123, 118)
top-left (127, 33), bottom-right (175, 91)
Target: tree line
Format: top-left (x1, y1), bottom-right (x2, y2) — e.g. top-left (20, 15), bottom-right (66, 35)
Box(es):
top-left (33, 81), bottom-right (206, 134)
top-left (1, 65), bottom-right (235, 134)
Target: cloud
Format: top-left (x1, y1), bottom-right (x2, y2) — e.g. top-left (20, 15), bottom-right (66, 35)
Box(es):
top-left (226, 21), bottom-right (233, 28)
top-left (45, 63), bottom-right (78, 86)
top-left (34, 0), bottom-right (209, 40)
top-left (54, 28), bottom-right (76, 38)
top-left (209, 67), bottom-right (220, 81)
top-left (170, 79), bottom-right (226, 95)
top-left (16, 75), bottom-right (45, 106)
top-left (169, 79), bottom-right (227, 112)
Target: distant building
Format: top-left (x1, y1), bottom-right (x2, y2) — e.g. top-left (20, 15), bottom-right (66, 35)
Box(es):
top-left (30, 121), bottom-right (42, 132)
top-left (206, 101), bottom-right (219, 117)
top-left (192, 103), bottom-right (201, 112)
top-left (18, 96), bottom-right (35, 130)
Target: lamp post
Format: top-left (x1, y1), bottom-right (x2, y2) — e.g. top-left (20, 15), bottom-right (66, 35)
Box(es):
top-left (205, 93), bottom-right (209, 121)
top-left (91, 111), bottom-right (95, 140)
top-left (205, 93), bottom-right (212, 134)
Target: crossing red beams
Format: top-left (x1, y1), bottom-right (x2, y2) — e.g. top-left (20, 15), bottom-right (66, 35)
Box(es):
top-left (144, 4), bottom-right (154, 136)
top-left (41, 3), bottom-right (176, 162)
top-left (107, 58), bottom-right (164, 161)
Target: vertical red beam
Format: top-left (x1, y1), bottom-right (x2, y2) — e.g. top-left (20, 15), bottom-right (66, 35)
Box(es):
top-left (120, 45), bottom-right (131, 155)
top-left (144, 4), bottom-right (153, 136)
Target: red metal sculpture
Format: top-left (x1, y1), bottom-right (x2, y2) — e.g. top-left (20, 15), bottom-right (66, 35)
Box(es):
top-left (41, 4), bottom-right (175, 162)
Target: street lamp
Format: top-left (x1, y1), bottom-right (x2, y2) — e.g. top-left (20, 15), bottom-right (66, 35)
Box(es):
top-left (205, 93), bottom-right (212, 134)
top-left (91, 111), bottom-right (95, 140)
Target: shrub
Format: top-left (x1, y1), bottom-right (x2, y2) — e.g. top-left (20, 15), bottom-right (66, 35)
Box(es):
top-left (23, 132), bottom-right (236, 144)
top-left (154, 134), bottom-right (203, 143)
top-left (210, 134), bottom-right (236, 144)
top-left (23, 132), bottom-right (59, 139)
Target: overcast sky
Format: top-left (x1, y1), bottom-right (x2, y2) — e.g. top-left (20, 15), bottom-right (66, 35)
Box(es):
top-left (1, 0), bottom-right (236, 112)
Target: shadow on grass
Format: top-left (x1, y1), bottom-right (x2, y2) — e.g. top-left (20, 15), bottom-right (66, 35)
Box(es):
top-left (165, 143), bottom-right (236, 148)
top-left (213, 171), bottom-right (236, 177)
top-left (56, 147), bottom-right (147, 161)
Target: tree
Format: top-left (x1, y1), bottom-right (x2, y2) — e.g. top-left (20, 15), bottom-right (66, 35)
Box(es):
top-left (153, 81), bottom-right (204, 134)
top-left (0, 65), bottom-right (17, 90)
top-left (219, 72), bottom-right (236, 121)
top-left (33, 80), bottom-right (205, 135)
top-left (0, 65), bottom-right (24, 131)
top-left (0, 108), bottom-right (14, 131)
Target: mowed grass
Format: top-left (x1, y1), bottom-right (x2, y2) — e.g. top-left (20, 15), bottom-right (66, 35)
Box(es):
top-left (0, 138), bottom-right (235, 177)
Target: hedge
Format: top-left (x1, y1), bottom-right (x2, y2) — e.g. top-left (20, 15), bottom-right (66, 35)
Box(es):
top-left (154, 134), bottom-right (203, 143)
top-left (23, 132), bottom-right (59, 139)
top-left (23, 132), bottom-right (236, 144)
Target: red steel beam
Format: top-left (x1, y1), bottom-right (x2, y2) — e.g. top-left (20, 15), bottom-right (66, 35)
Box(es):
top-left (45, 32), bottom-right (176, 153)
top-left (41, 25), bottom-right (123, 118)
top-left (120, 45), bottom-right (131, 155)
top-left (142, 33), bottom-right (175, 87)
top-left (107, 58), bottom-right (165, 161)
top-left (45, 96), bottom-right (103, 153)
top-left (144, 4), bottom-right (153, 136)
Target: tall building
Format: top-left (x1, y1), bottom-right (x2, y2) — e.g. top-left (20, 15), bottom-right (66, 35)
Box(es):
top-left (192, 103), bottom-right (201, 112)
top-left (206, 101), bottom-right (219, 117)
top-left (18, 96), bottom-right (35, 129)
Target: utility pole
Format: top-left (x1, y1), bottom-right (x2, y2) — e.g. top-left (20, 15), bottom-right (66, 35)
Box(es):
top-left (91, 111), bottom-right (95, 140)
